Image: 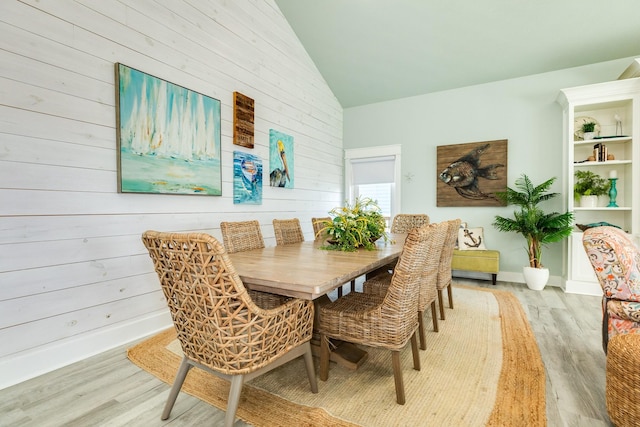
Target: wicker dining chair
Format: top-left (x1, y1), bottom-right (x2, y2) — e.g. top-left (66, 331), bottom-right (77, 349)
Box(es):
top-left (382, 213), bottom-right (431, 273)
top-left (363, 221), bottom-right (448, 348)
top-left (312, 217), bottom-right (331, 241)
top-left (390, 213), bottom-right (430, 233)
top-left (141, 231), bottom-right (317, 427)
top-left (606, 333), bottom-right (640, 426)
top-left (318, 224), bottom-right (432, 404)
top-left (220, 220), bottom-right (264, 253)
top-left (273, 218), bottom-right (304, 246)
top-left (436, 218), bottom-right (461, 320)
top-left (312, 216), bottom-right (355, 296)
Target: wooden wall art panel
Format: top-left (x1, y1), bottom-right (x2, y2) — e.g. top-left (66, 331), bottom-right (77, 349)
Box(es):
top-left (233, 91), bottom-right (255, 148)
top-left (436, 139), bottom-right (508, 207)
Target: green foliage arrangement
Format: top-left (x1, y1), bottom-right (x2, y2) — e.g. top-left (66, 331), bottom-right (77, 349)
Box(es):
top-left (492, 174), bottom-right (574, 268)
top-left (318, 197), bottom-right (389, 251)
top-left (582, 121), bottom-right (596, 132)
top-left (573, 170), bottom-right (610, 199)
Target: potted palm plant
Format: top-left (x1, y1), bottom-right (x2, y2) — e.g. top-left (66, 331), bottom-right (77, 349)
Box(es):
top-left (492, 174), bottom-right (574, 290)
top-left (318, 197), bottom-right (389, 251)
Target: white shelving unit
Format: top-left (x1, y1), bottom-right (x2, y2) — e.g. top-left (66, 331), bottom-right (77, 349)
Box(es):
top-left (557, 77), bottom-right (640, 295)
top-left (619, 58), bottom-right (640, 80)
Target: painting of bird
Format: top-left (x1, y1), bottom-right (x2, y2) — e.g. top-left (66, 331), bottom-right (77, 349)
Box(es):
top-left (269, 129), bottom-right (295, 188)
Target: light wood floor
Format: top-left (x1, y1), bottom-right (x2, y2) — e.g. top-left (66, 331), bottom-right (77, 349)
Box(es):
top-left (0, 279), bottom-right (613, 426)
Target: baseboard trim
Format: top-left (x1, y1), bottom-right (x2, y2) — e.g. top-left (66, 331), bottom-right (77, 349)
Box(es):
top-left (453, 269), bottom-right (563, 288)
top-left (0, 311), bottom-right (172, 390)
top-left (563, 279), bottom-right (603, 296)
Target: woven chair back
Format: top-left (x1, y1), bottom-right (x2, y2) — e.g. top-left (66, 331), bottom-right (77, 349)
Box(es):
top-left (418, 221), bottom-right (448, 311)
top-left (312, 217), bottom-right (331, 240)
top-left (141, 231), bottom-right (313, 375)
top-left (220, 220), bottom-right (265, 253)
top-left (391, 214), bottom-right (430, 233)
top-left (273, 218), bottom-right (304, 245)
top-left (380, 224), bottom-right (435, 344)
top-left (583, 226), bottom-right (640, 301)
top-left (436, 219), bottom-right (461, 291)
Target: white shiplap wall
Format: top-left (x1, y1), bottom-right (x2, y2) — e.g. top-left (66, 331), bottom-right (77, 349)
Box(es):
top-left (0, 0), bottom-right (343, 389)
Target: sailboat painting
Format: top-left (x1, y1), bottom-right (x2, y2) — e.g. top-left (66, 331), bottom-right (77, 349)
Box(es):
top-left (233, 151), bottom-right (262, 204)
top-left (269, 129), bottom-right (294, 189)
top-left (115, 63), bottom-right (221, 195)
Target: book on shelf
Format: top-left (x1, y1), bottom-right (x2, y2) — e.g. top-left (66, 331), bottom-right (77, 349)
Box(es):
top-left (593, 143), bottom-right (607, 162)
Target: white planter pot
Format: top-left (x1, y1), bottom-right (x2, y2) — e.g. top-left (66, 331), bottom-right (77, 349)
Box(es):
top-left (523, 266), bottom-right (549, 291)
top-left (579, 195), bottom-right (599, 208)
top-left (583, 132), bottom-right (595, 140)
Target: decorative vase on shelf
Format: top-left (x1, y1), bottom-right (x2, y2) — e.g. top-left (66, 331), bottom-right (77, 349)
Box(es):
top-left (608, 178), bottom-right (619, 207)
top-left (583, 132), bottom-right (595, 140)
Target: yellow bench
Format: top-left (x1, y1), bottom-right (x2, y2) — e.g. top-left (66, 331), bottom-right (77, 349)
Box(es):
top-left (452, 249), bottom-right (500, 285)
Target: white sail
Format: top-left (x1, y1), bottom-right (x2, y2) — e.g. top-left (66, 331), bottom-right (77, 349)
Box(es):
top-left (178, 90), bottom-right (193, 161)
top-left (132, 78), bottom-right (151, 155)
top-left (126, 96), bottom-right (140, 152)
top-left (205, 105), bottom-right (217, 159)
top-left (142, 79), bottom-right (152, 152)
top-left (166, 93), bottom-right (182, 158)
top-left (150, 79), bottom-right (167, 156)
top-left (194, 94), bottom-right (207, 159)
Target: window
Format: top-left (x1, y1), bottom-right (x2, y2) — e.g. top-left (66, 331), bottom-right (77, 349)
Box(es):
top-left (345, 145), bottom-right (401, 224)
top-left (356, 183), bottom-right (392, 226)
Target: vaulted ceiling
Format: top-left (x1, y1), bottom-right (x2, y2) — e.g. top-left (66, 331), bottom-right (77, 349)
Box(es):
top-left (275, 0), bottom-right (640, 108)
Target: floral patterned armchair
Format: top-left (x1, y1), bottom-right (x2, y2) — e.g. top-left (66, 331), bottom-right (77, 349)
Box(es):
top-left (582, 226), bottom-right (640, 353)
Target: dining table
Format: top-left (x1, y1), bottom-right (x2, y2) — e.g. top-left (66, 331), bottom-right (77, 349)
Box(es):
top-left (228, 233), bottom-right (406, 369)
top-left (227, 233), bottom-right (406, 300)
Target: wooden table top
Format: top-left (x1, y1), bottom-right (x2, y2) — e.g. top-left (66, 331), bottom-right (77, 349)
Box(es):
top-left (228, 234), bottom-right (405, 300)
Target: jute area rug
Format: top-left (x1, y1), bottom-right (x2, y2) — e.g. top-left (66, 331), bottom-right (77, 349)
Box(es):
top-left (127, 285), bottom-right (545, 426)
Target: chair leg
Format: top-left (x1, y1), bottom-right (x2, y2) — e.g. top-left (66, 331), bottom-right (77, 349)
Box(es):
top-left (438, 289), bottom-right (446, 320)
top-left (603, 309), bottom-right (610, 354)
top-left (350, 279), bottom-right (356, 293)
top-left (337, 286), bottom-right (343, 298)
top-left (319, 334), bottom-right (331, 381)
top-left (161, 357), bottom-right (192, 420)
top-left (391, 350), bottom-right (405, 405)
top-left (447, 283), bottom-right (454, 309)
top-left (225, 375), bottom-right (245, 427)
top-left (431, 301), bottom-right (439, 333)
top-left (302, 342), bottom-right (318, 393)
top-left (410, 332), bottom-right (420, 371)
top-left (417, 309), bottom-right (426, 350)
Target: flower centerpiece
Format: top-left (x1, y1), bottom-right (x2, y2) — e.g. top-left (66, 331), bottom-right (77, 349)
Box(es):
top-left (318, 197), bottom-right (389, 251)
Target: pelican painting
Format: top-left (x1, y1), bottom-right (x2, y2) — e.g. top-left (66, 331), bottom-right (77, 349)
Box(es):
top-left (269, 129), bottom-right (295, 188)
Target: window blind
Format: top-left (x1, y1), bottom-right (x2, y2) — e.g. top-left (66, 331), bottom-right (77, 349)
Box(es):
top-left (350, 156), bottom-right (396, 185)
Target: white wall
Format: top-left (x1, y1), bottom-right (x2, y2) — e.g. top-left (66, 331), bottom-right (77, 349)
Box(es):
top-left (0, 0), bottom-right (343, 389)
top-left (344, 58), bottom-right (638, 284)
